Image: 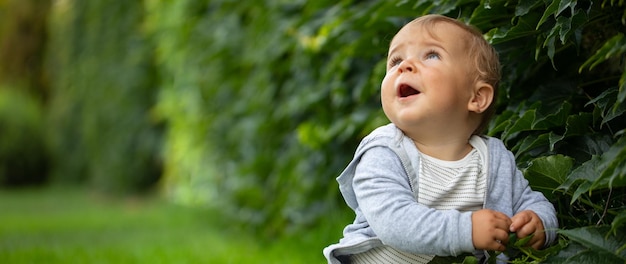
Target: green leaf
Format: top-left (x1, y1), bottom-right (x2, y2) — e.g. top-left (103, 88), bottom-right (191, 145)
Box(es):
top-left (536, 0), bottom-right (578, 31)
top-left (485, 13), bottom-right (541, 45)
top-left (542, 239), bottom-right (577, 262)
top-left (514, 232), bottom-right (534, 248)
top-left (586, 87), bottom-right (626, 127)
top-left (571, 134), bottom-right (613, 158)
top-left (500, 101), bottom-right (573, 142)
top-left (558, 155), bottom-right (600, 200)
top-left (514, 133), bottom-right (550, 156)
top-left (565, 250), bottom-right (626, 263)
top-left (536, 0), bottom-right (560, 29)
top-left (488, 110), bottom-right (516, 136)
top-left (504, 232), bottom-right (521, 257)
top-left (556, 15), bottom-right (571, 44)
top-left (564, 9), bottom-right (588, 46)
top-left (505, 232), bottom-right (558, 261)
top-left (586, 87), bottom-right (617, 110)
top-left (610, 211), bottom-right (626, 236)
top-left (534, 32), bottom-right (543, 60)
top-left (515, 0), bottom-right (543, 16)
top-left (532, 101), bottom-right (572, 129)
top-left (579, 33), bottom-right (626, 72)
top-left (548, 132), bottom-right (565, 151)
top-left (502, 108), bottom-right (536, 139)
top-left (557, 0), bottom-right (577, 17)
top-left (558, 226), bottom-right (626, 261)
top-left (619, 66), bottom-right (626, 104)
top-left (559, 136), bottom-right (625, 202)
top-left (544, 29), bottom-right (558, 67)
top-left (558, 0), bottom-right (578, 17)
top-left (546, 113), bottom-right (593, 150)
top-left (466, 0), bottom-right (510, 29)
top-left (571, 181), bottom-right (593, 203)
top-left (562, 113), bottom-right (593, 137)
top-left (591, 137), bottom-right (626, 190)
top-left (605, 100), bottom-right (626, 128)
top-left (524, 155), bottom-right (574, 199)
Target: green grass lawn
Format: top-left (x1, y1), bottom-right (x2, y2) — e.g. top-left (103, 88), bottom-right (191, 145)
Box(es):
top-left (0, 186), bottom-right (346, 263)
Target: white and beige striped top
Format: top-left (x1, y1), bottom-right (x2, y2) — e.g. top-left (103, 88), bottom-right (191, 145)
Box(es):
top-left (350, 136), bottom-right (488, 264)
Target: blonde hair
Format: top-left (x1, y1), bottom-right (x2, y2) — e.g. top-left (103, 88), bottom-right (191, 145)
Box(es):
top-left (405, 14), bottom-right (501, 135)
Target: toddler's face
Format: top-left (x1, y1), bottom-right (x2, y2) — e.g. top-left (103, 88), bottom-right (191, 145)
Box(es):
top-left (381, 21), bottom-right (477, 137)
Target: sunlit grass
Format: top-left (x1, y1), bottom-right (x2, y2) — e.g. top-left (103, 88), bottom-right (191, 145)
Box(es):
top-left (0, 186), bottom-right (347, 263)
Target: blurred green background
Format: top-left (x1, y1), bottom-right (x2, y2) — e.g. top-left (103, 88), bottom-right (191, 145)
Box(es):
top-left (1, 0), bottom-right (625, 263)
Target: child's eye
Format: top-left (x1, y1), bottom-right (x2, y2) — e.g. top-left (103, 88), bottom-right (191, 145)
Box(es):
top-left (388, 56), bottom-right (402, 68)
top-left (425, 50), bottom-right (441, 60)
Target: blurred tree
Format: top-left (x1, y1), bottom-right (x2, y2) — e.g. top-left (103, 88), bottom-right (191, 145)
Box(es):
top-left (0, 0), bottom-right (51, 186)
top-left (46, 0), bottom-right (162, 192)
top-left (0, 0), bottom-right (50, 98)
top-left (0, 88), bottom-right (47, 186)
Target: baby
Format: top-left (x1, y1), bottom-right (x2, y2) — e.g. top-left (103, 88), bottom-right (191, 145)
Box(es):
top-left (323, 14), bottom-right (557, 263)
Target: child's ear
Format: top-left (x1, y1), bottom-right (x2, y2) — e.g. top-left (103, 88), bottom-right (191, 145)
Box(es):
top-left (468, 81), bottom-right (494, 114)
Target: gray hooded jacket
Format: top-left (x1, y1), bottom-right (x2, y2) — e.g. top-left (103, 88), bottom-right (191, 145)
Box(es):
top-left (323, 124), bottom-right (558, 263)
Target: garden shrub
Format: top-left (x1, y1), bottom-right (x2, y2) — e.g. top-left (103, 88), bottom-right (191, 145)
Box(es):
top-left (0, 0), bottom-right (50, 97)
top-left (0, 0), bottom-right (50, 186)
top-left (46, 0), bottom-right (162, 192)
top-left (0, 87), bottom-right (47, 186)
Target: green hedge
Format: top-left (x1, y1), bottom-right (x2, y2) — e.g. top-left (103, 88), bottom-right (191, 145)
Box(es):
top-left (0, 0), bottom-right (51, 186)
top-left (46, 1), bottom-right (162, 192)
top-left (0, 87), bottom-right (47, 185)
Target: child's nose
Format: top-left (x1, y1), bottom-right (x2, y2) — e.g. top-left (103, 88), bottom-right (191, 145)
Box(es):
top-left (399, 60), bottom-right (415, 73)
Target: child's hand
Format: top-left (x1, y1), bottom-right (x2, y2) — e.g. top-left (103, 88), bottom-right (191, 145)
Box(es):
top-left (510, 210), bottom-right (545, 250)
top-left (471, 209), bottom-right (512, 251)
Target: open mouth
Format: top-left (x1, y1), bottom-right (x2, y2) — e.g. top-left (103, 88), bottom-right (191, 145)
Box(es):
top-left (398, 84), bottom-right (420, 98)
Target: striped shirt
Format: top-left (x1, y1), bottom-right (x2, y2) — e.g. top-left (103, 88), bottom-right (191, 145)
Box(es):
top-left (350, 136), bottom-right (488, 264)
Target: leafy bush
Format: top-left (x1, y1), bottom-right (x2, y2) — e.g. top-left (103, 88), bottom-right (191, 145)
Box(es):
top-left (0, 0), bottom-right (50, 95)
top-left (45, 0), bottom-right (162, 192)
top-left (0, 0), bottom-right (51, 186)
top-left (0, 87), bottom-right (47, 186)
top-left (478, 2), bottom-right (626, 262)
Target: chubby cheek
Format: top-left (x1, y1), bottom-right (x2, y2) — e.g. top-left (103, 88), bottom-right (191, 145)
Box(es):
top-left (380, 74), bottom-right (398, 122)
top-left (380, 74), bottom-right (395, 101)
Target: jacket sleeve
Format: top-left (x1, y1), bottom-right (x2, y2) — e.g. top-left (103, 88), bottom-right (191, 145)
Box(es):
top-left (510, 163), bottom-right (559, 247)
top-left (488, 139), bottom-right (558, 247)
top-left (352, 146), bottom-right (476, 256)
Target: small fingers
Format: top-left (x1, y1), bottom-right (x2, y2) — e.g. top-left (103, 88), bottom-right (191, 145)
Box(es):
top-left (510, 211), bottom-right (532, 232)
top-left (516, 221), bottom-right (537, 238)
top-left (489, 229), bottom-right (510, 251)
top-left (496, 229), bottom-right (510, 245)
top-left (512, 211), bottom-right (546, 250)
top-left (472, 209), bottom-right (515, 251)
top-left (493, 211), bottom-right (512, 222)
top-left (492, 211), bottom-right (513, 231)
top-left (527, 229), bottom-right (546, 250)
top-left (493, 240), bottom-right (506, 252)
top-left (492, 211), bottom-right (512, 250)
top-left (529, 238), bottom-right (543, 250)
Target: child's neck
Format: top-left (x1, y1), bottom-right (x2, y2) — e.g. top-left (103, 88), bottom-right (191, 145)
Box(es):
top-left (412, 138), bottom-right (473, 161)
